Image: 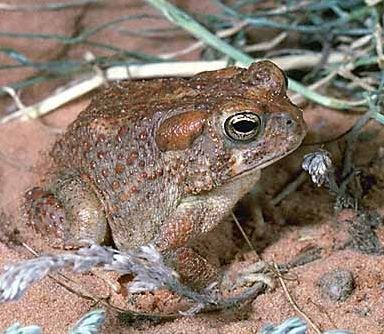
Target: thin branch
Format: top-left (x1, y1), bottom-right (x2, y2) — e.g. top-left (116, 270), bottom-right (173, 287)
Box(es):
top-left (274, 264), bottom-right (322, 334)
top-left (244, 32), bottom-right (287, 52)
top-left (374, 23), bottom-right (384, 69)
top-left (0, 0), bottom-right (102, 11)
top-left (231, 211), bottom-right (255, 252)
top-left (271, 172), bottom-right (307, 206)
top-left (1, 87), bottom-right (26, 109)
top-left (160, 21), bottom-right (248, 59)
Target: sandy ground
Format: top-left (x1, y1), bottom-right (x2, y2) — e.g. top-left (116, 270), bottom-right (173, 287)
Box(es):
top-left (1, 1), bottom-right (384, 333)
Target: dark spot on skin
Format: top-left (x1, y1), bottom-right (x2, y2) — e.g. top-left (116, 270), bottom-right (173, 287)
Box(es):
top-left (119, 192), bottom-right (130, 202)
top-left (115, 163), bottom-right (125, 174)
top-left (139, 131), bottom-right (147, 140)
top-left (83, 141), bottom-right (91, 151)
top-left (98, 134), bottom-right (106, 143)
top-left (126, 151), bottom-right (138, 165)
top-left (112, 181), bottom-right (120, 190)
top-left (117, 126), bottom-right (128, 142)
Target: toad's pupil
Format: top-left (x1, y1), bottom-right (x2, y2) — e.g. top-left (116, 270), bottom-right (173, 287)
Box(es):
top-left (224, 112), bottom-right (261, 142)
top-left (233, 120), bottom-right (257, 133)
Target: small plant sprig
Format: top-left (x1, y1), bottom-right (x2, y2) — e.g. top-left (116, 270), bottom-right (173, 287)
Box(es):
top-left (1, 308), bottom-right (105, 334)
top-left (259, 317), bottom-right (307, 334)
top-left (302, 149), bottom-right (358, 210)
top-left (302, 149), bottom-right (336, 188)
top-left (69, 309), bottom-right (106, 334)
top-left (2, 322), bottom-right (41, 334)
top-left (303, 89), bottom-right (384, 210)
top-left (259, 316), bottom-right (352, 334)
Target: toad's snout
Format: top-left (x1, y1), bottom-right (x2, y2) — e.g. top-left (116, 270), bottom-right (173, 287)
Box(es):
top-left (281, 109), bottom-right (307, 147)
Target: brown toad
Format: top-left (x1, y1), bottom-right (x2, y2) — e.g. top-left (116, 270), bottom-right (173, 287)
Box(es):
top-left (24, 60), bottom-right (306, 290)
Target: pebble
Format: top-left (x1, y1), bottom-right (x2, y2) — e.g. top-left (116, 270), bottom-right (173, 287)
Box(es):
top-left (317, 268), bottom-right (355, 302)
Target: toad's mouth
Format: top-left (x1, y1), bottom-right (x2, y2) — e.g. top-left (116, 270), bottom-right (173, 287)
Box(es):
top-left (230, 141), bottom-right (303, 180)
top-left (257, 144), bottom-right (301, 169)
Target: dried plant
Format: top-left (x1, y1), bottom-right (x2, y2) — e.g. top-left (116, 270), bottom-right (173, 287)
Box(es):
top-left (2, 322), bottom-right (41, 334)
top-left (2, 308), bottom-right (105, 334)
top-left (2, 0), bottom-right (384, 122)
top-left (303, 91), bottom-right (384, 211)
top-left (260, 316), bottom-right (353, 334)
top-left (69, 309), bottom-right (106, 334)
top-left (259, 317), bottom-right (308, 334)
top-left (0, 244), bottom-right (265, 314)
top-left (302, 149), bottom-right (335, 188)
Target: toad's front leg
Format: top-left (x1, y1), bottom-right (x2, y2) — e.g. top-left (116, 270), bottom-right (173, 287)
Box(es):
top-left (154, 191), bottom-right (272, 293)
top-left (154, 197), bottom-right (224, 290)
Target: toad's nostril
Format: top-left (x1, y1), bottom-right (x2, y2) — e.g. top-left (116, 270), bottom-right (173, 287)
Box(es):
top-left (286, 119), bottom-right (293, 126)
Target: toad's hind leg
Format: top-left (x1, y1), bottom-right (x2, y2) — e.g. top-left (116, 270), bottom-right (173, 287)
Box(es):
top-left (167, 247), bottom-right (220, 290)
top-left (24, 172), bottom-right (110, 248)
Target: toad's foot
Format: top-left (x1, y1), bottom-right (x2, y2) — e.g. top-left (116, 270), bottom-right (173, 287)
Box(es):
top-left (221, 260), bottom-right (275, 292)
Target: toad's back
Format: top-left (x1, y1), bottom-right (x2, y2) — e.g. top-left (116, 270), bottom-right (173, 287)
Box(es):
top-left (48, 78), bottom-right (200, 248)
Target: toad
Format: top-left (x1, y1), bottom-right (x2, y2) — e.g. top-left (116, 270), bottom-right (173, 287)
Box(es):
top-left (24, 60), bottom-right (306, 293)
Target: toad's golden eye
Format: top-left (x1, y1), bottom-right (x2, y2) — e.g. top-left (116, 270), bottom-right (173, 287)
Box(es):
top-left (224, 112), bottom-right (261, 142)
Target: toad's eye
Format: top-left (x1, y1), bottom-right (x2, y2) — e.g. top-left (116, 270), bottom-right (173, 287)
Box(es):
top-left (224, 112), bottom-right (261, 142)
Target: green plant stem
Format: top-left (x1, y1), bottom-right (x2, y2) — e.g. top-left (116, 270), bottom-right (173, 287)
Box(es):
top-left (0, 0), bottom-right (102, 11)
top-left (144, 0), bottom-right (366, 110)
top-left (342, 109), bottom-right (374, 178)
top-left (244, 5), bottom-right (372, 35)
top-left (145, 0), bottom-right (253, 66)
top-left (372, 112), bottom-right (384, 125)
top-left (0, 14), bottom-right (161, 45)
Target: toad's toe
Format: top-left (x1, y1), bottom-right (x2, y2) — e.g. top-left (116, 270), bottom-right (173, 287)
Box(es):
top-left (222, 260), bottom-right (274, 292)
top-left (24, 187), bottom-right (66, 240)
